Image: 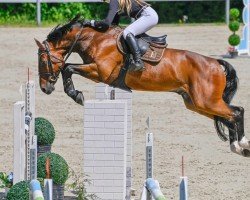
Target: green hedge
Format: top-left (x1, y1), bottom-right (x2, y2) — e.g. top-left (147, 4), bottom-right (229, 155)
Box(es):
top-left (37, 153), bottom-right (69, 185)
top-left (35, 117), bottom-right (55, 145)
top-left (6, 181), bottom-right (29, 200)
top-left (0, 0), bottom-right (244, 24)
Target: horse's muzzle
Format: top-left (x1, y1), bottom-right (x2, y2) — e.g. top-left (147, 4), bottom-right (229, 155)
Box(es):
top-left (40, 81), bottom-right (55, 95)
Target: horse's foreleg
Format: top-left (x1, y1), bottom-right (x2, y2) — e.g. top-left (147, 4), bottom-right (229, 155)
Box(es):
top-left (62, 63), bottom-right (99, 105)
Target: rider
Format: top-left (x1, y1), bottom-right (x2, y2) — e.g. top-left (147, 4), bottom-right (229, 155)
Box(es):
top-left (88, 0), bottom-right (159, 71)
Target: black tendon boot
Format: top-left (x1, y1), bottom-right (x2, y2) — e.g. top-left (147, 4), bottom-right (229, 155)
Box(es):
top-left (125, 33), bottom-right (145, 71)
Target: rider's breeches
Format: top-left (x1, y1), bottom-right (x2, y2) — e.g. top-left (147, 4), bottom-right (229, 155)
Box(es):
top-left (123, 7), bottom-right (159, 38)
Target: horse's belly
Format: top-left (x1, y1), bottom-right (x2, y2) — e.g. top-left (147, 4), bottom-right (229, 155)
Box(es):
top-left (125, 72), bottom-right (182, 92)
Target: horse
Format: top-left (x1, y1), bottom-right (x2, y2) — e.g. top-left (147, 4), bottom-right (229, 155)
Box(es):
top-left (35, 16), bottom-right (250, 157)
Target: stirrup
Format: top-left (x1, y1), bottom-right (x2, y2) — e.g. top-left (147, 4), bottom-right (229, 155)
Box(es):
top-left (129, 60), bottom-right (145, 72)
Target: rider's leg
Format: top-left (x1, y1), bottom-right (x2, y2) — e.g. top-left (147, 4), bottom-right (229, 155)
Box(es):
top-left (123, 7), bottom-right (158, 71)
top-left (125, 33), bottom-right (145, 71)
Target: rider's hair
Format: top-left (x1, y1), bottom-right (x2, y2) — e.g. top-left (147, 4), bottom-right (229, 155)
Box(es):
top-left (118, 0), bottom-right (146, 15)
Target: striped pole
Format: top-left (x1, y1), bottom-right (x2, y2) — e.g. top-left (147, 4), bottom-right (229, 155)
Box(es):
top-left (146, 178), bottom-right (166, 200)
top-left (30, 180), bottom-right (44, 200)
top-left (44, 179), bottom-right (53, 200)
top-left (44, 158), bottom-right (53, 200)
top-left (180, 156), bottom-right (188, 200)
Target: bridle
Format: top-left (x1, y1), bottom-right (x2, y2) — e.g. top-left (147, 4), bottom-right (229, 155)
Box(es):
top-left (38, 41), bottom-right (65, 83)
top-left (38, 25), bottom-right (84, 83)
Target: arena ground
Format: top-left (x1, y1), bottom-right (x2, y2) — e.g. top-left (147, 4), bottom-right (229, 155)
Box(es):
top-left (0, 25), bottom-right (249, 199)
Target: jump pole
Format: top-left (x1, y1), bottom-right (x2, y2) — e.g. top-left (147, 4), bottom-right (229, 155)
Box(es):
top-left (146, 117), bottom-right (154, 200)
top-left (146, 117), bottom-right (153, 180)
top-left (179, 156), bottom-right (188, 200)
top-left (13, 69), bottom-right (37, 184)
top-left (140, 117), bottom-right (166, 200)
top-left (141, 131), bottom-right (154, 200)
top-left (25, 78), bottom-right (37, 181)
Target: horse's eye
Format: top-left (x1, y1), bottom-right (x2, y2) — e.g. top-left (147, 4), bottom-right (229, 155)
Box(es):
top-left (40, 60), bottom-right (47, 65)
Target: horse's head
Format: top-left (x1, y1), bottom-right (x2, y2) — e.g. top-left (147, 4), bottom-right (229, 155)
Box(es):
top-left (35, 39), bottom-right (64, 94)
top-left (35, 15), bottom-right (87, 94)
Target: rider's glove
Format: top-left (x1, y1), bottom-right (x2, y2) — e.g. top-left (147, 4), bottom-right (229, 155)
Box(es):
top-left (84, 19), bottom-right (91, 27)
top-left (90, 20), bottom-right (109, 31)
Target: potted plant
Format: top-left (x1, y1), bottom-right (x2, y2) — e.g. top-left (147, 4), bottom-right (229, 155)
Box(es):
top-left (6, 181), bottom-right (29, 200)
top-left (35, 117), bottom-right (55, 157)
top-left (0, 172), bottom-right (13, 197)
top-left (228, 8), bottom-right (241, 58)
top-left (66, 168), bottom-right (97, 200)
top-left (37, 153), bottom-right (69, 200)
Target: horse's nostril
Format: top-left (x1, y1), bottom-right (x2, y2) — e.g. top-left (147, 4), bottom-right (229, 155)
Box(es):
top-left (41, 87), bottom-right (46, 93)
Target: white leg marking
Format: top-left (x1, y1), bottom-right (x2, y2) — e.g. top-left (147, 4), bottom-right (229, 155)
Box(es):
top-left (239, 136), bottom-right (250, 150)
top-left (230, 141), bottom-right (244, 156)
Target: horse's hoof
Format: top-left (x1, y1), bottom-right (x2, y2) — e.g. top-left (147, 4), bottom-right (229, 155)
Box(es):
top-left (75, 91), bottom-right (84, 106)
top-left (239, 136), bottom-right (250, 150)
top-left (242, 149), bottom-right (250, 157)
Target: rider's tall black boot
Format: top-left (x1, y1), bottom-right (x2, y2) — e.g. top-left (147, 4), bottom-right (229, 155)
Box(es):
top-left (125, 33), bottom-right (145, 71)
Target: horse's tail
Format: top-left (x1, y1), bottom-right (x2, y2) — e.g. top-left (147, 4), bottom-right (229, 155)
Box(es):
top-left (214, 59), bottom-right (239, 141)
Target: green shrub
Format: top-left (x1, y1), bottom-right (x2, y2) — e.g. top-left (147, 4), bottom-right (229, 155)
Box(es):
top-left (6, 181), bottom-right (29, 200)
top-left (230, 8), bottom-right (240, 20)
top-left (228, 34), bottom-right (241, 46)
top-left (37, 153), bottom-right (69, 185)
top-left (229, 21), bottom-right (240, 32)
top-left (35, 117), bottom-right (55, 145)
top-left (66, 168), bottom-right (97, 200)
top-left (228, 8), bottom-right (241, 48)
top-left (0, 172), bottom-right (12, 188)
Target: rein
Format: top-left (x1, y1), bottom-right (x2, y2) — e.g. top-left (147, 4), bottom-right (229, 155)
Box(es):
top-left (38, 25), bottom-right (84, 82)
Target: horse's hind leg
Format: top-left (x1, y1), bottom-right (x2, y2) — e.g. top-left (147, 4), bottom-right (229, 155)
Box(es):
top-left (187, 84), bottom-right (250, 157)
top-left (181, 91), bottom-right (214, 119)
top-left (181, 92), bottom-right (246, 155)
top-left (216, 106), bottom-right (250, 157)
top-left (231, 106), bottom-right (250, 150)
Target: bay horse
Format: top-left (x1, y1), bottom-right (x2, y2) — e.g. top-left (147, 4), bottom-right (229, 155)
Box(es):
top-left (35, 16), bottom-right (250, 157)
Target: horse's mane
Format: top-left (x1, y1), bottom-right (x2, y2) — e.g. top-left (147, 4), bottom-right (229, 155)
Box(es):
top-left (47, 15), bottom-right (83, 43)
top-left (47, 15), bottom-right (124, 43)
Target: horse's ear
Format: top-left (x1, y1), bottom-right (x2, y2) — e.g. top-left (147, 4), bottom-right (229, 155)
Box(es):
top-left (34, 38), bottom-right (45, 50)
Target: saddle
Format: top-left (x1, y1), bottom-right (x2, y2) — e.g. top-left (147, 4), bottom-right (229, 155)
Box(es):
top-left (117, 32), bottom-right (167, 63)
top-left (110, 27), bottom-right (168, 91)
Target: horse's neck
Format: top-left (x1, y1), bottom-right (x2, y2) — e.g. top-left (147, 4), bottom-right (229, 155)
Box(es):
top-left (75, 27), bottom-right (121, 62)
top-left (83, 26), bottom-right (123, 40)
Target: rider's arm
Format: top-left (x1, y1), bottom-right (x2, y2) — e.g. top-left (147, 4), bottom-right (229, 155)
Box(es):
top-left (104, 0), bottom-right (119, 25)
top-left (111, 13), bottom-right (120, 25)
top-left (90, 0), bottom-right (119, 31)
